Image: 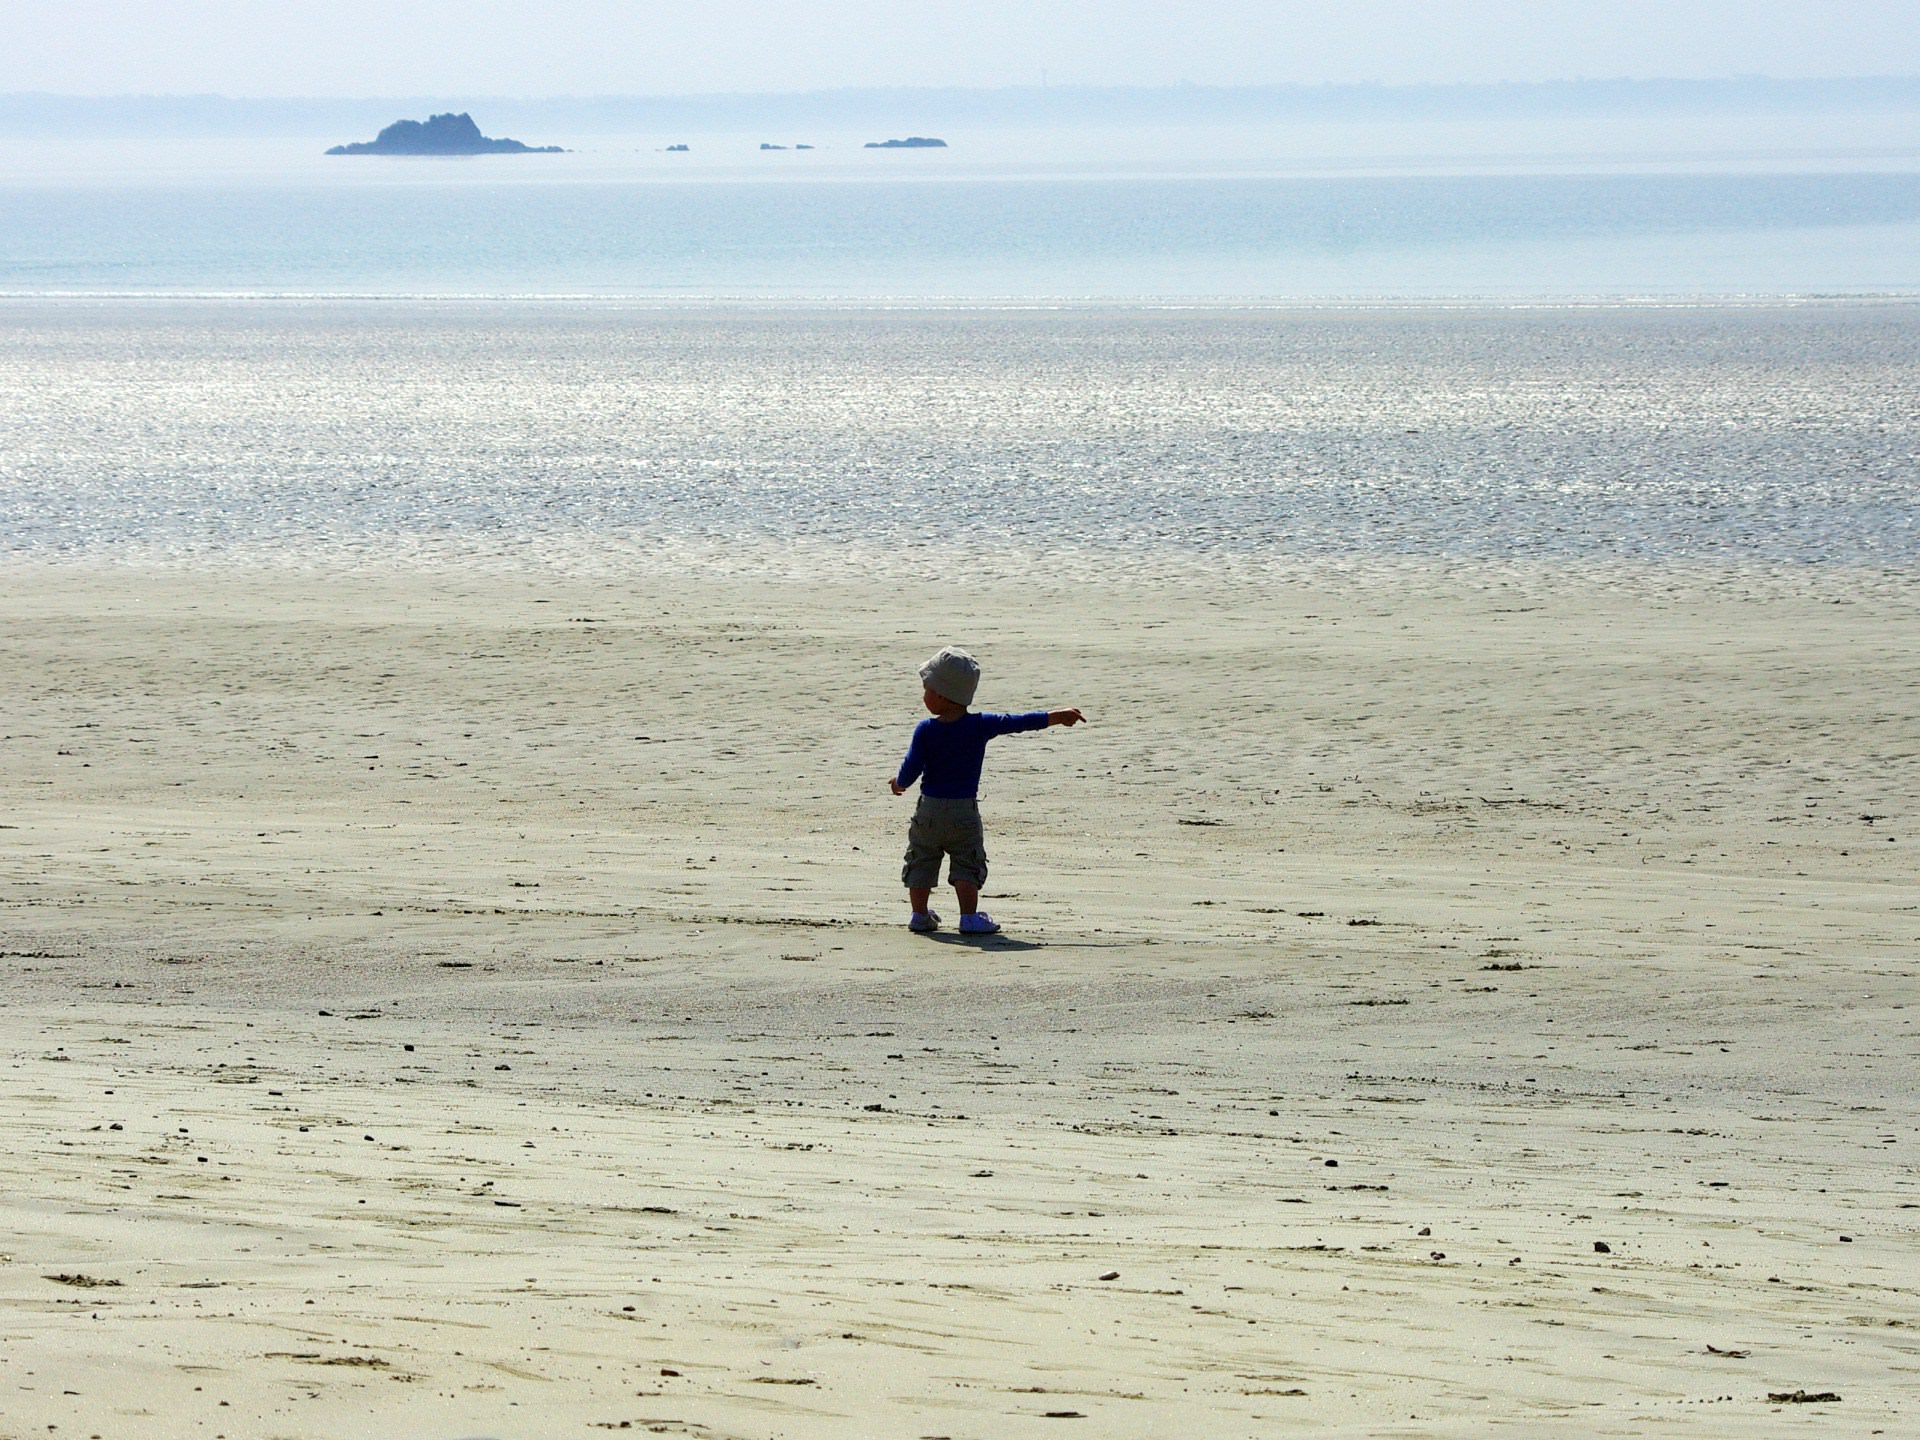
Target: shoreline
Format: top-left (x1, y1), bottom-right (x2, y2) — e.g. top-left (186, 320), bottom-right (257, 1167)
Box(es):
top-left (8, 549), bottom-right (1920, 606)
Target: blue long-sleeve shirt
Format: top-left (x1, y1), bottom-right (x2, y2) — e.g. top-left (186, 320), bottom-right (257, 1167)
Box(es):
top-left (895, 711), bottom-right (1049, 800)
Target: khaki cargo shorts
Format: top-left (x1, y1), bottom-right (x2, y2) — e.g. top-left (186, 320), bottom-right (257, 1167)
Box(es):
top-left (901, 795), bottom-right (988, 889)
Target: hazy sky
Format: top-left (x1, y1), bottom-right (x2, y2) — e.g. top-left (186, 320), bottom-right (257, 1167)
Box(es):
top-left (9, 1), bottom-right (1920, 97)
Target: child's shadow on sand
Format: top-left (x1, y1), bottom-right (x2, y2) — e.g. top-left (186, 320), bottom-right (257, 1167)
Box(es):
top-left (924, 933), bottom-right (1044, 952)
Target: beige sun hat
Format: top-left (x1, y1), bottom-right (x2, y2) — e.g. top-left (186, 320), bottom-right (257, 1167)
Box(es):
top-left (918, 645), bottom-right (980, 707)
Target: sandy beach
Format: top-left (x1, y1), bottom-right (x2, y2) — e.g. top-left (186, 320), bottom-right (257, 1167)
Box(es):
top-left (1, 560), bottom-right (1915, 1438)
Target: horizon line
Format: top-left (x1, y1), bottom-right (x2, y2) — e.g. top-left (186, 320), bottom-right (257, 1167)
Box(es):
top-left (9, 73), bottom-right (1920, 104)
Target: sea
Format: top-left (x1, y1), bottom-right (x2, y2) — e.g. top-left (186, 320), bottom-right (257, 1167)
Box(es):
top-left (2, 120), bottom-right (1917, 576)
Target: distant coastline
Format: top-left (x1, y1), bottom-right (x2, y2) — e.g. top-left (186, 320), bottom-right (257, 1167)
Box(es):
top-left (5, 75), bottom-right (1918, 139)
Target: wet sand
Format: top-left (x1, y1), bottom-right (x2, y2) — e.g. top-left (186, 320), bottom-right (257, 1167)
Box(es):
top-left (2, 561), bottom-right (1915, 1437)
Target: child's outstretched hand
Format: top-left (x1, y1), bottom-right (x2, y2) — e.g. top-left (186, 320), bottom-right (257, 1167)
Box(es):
top-left (889, 778), bottom-right (905, 795)
top-left (1049, 708), bottom-right (1085, 727)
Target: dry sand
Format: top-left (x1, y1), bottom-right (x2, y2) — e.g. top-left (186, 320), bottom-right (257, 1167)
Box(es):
top-left (1, 560), bottom-right (1915, 1438)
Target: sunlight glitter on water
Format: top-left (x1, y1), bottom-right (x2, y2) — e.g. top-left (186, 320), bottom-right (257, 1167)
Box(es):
top-left (2, 300), bottom-right (1915, 579)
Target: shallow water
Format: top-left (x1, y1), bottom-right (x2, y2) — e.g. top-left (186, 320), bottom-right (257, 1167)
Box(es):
top-left (3, 299), bottom-right (1914, 577)
top-left (5, 171), bottom-right (1920, 301)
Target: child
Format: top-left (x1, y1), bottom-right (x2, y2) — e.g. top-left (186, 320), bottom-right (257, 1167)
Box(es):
top-left (888, 645), bottom-right (1083, 935)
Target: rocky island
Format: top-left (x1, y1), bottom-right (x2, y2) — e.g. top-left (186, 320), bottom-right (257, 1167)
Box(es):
top-left (327, 112), bottom-right (564, 156)
top-left (864, 136), bottom-right (948, 149)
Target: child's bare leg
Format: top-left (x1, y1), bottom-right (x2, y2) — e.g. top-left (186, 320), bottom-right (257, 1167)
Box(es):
top-left (909, 886), bottom-right (934, 914)
top-left (952, 881), bottom-right (980, 916)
